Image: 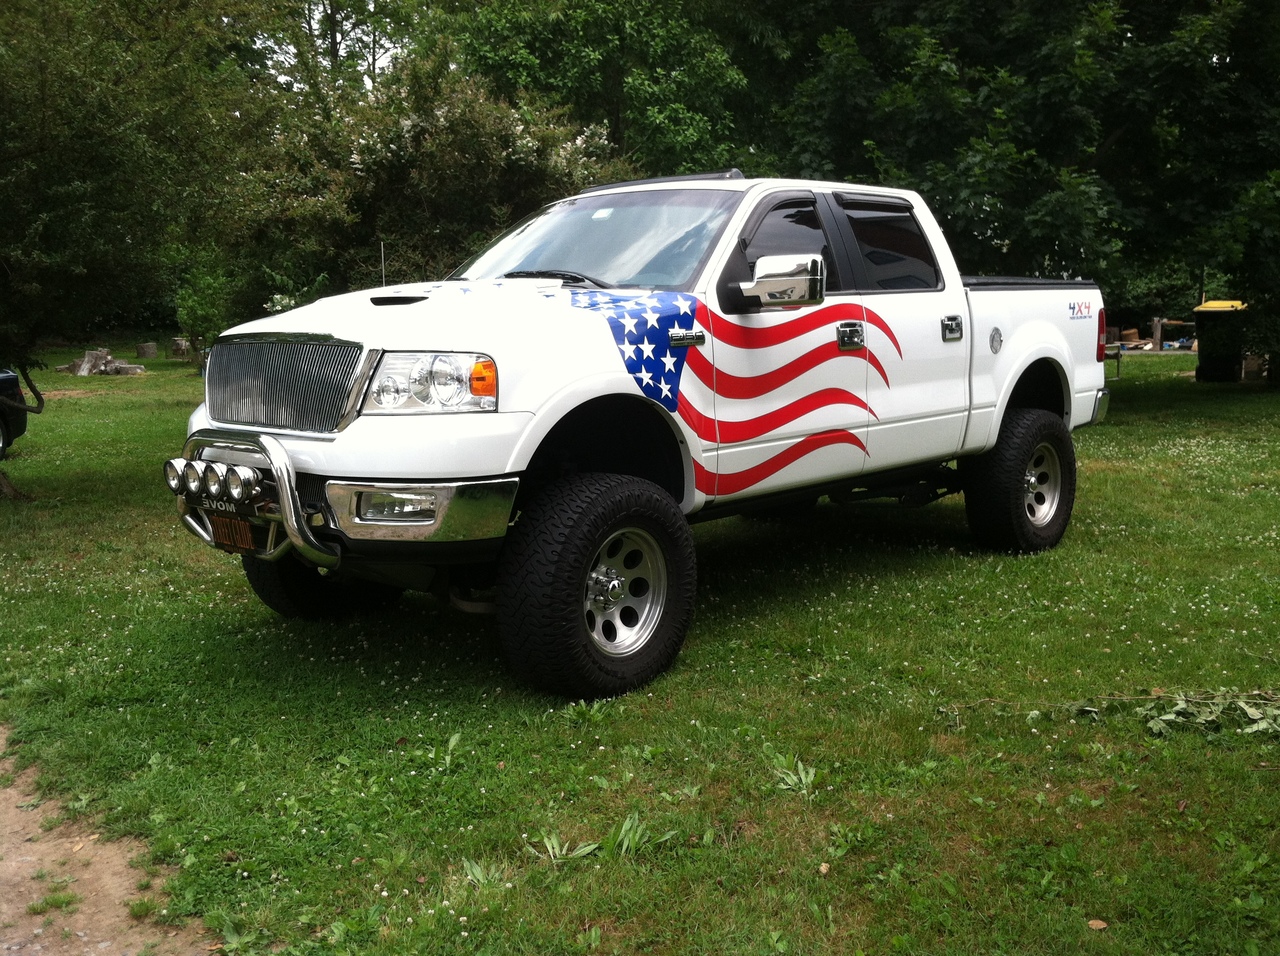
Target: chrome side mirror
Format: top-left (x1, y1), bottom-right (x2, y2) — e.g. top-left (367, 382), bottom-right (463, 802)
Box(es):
top-left (739, 255), bottom-right (825, 308)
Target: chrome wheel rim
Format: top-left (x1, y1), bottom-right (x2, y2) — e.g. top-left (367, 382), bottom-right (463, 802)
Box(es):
top-left (1023, 441), bottom-right (1062, 527)
top-left (582, 527), bottom-right (667, 657)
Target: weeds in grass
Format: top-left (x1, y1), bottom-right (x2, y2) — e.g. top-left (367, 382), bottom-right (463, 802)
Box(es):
top-left (600, 811), bottom-right (676, 857)
top-left (529, 830), bottom-right (599, 863)
top-left (763, 744), bottom-right (818, 799)
top-left (128, 897), bottom-right (160, 920)
top-left (460, 857), bottom-right (508, 888)
top-left (26, 891), bottom-right (80, 915)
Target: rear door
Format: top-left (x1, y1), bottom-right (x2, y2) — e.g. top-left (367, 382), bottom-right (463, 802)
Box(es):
top-left (830, 193), bottom-right (971, 471)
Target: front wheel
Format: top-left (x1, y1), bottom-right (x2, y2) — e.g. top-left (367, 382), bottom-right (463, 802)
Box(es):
top-left (497, 474), bottom-right (696, 697)
top-left (960, 408), bottom-right (1077, 553)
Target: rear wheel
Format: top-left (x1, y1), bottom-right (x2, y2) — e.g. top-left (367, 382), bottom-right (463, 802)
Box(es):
top-left (961, 408), bottom-right (1077, 553)
top-left (497, 473), bottom-right (696, 697)
top-left (242, 553), bottom-right (403, 619)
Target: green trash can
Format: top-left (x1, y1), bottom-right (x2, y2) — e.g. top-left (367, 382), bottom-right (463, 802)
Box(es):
top-left (1193, 300), bottom-right (1247, 383)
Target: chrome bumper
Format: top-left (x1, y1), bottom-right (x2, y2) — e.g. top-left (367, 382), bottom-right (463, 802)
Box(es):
top-left (1091, 387), bottom-right (1110, 425)
top-left (174, 429), bottom-right (518, 567)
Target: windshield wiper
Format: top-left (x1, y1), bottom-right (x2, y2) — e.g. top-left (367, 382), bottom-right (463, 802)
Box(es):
top-left (501, 269), bottom-right (613, 289)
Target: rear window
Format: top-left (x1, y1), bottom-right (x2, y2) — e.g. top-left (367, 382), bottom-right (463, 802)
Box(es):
top-left (840, 201), bottom-right (940, 291)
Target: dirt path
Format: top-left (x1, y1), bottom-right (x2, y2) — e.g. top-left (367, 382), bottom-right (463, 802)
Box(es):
top-left (0, 728), bottom-right (213, 954)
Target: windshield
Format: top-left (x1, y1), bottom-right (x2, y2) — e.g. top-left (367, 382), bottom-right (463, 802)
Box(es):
top-left (452, 188), bottom-right (742, 291)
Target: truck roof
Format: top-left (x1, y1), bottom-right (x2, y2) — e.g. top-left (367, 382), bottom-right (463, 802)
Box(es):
top-left (578, 171), bottom-right (921, 204)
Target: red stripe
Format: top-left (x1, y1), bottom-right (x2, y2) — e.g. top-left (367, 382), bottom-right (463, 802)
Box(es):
top-left (685, 341), bottom-right (888, 395)
top-left (700, 301), bottom-right (903, 358)
top-left (677, 394), bottom-right (715, 442)
top-left (679, 388), bottom-right (875, 444)
top-left (695, 430), bottom-right (868, 497)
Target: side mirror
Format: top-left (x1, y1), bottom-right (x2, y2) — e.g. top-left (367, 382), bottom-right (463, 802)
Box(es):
top-left (738, 255), bottom-right (825, 308)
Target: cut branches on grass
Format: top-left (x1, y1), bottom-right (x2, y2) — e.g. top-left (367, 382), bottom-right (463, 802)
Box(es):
top-left (2, 351), bottom-right (1279, 954)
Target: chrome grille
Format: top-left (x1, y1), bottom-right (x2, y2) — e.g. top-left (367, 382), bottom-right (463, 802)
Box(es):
top-left (206, 339), bottom-right (364, 433)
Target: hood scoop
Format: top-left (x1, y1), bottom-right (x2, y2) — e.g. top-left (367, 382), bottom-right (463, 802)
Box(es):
top-left (370, 295), bottom-right (430, 306)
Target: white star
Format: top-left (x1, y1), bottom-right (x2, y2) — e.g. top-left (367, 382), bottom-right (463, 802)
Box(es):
top-left (643, 307), bottom-right (661, 328)
top-left (618, 341), bottom-right (636, 361)
top-left (661, 351), bottom-right (677, 373)
top-left (674, 295), bottom-right (693, 315)
top-left (639, 337), bottom-right (656, 360)
top-left (637, 367), bottom-right (654, 388)
top-left (620, 313), bottom-right (639, 336)
top-left (659, 378), bottom-right (673, 399)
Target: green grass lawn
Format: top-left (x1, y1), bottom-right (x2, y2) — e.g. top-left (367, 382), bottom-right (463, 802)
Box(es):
top-left (2, 349), bottom-right (1278, 955)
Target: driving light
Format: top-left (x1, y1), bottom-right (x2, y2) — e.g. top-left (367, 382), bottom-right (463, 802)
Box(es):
top-left (182, 460), bottom-right (207, 495)
top-left (226, 465), bottom-right (260, 503)
top-left (164, 458), bottom-right (185, 493)
top-left (202, 462), bottom-right (228, 498)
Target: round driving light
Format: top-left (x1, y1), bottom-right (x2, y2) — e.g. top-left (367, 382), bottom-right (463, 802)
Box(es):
top-left (163, 458), bottom-right (186, 493)
top-left (226, 465), bottom-right (259, 503)
top-left (431, 355), bottom-right (465, 405)
top-left (182, 460), bottom-right (206, 495)
top-left (373, 374), bottom-right (408, 408)
top-left (203, 461), bottom-right (228, 498)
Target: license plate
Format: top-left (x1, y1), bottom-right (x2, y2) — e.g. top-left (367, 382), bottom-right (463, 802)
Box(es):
top-left (209, 513), bottom-right (255, 554)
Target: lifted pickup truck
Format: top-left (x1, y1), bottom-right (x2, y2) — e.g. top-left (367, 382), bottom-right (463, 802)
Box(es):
top-left (164, 172), bottom-right (1109, 697)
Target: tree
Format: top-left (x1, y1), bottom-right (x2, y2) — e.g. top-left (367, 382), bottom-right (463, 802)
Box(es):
top-left (459, 0), bottom-right (747, 175)
top-left (0, 0), bottom-right (273, 495)
top-left (338, 47), bottom-right (632, 286)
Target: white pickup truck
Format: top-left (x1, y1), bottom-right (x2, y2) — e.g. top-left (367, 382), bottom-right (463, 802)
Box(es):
top-left (164, 172), bottom-right (1109, 696)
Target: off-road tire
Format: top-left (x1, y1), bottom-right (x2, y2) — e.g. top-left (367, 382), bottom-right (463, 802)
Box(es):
top-left (497, 473), bottom-right (696, 697)
top-left (242, 554), bottom-right (402, 619)
top-left (961, 408), bottom-right (1077, 553)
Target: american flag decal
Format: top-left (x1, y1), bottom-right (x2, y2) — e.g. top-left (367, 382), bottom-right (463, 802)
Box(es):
top-left (570, 290), bottom-right (696, 413)
top-left (570, 291), bottom-right (901, 498)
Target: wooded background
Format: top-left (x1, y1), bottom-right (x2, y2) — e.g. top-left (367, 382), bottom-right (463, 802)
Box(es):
top-left (3, 0), bottom-right (1278, 371)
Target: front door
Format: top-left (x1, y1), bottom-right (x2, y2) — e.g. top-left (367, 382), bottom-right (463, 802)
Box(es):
top-left (697, 191), bottom-right (871, 501)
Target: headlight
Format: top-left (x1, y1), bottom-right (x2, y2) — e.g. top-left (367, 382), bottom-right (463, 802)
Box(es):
top-left (362, 353), bottom-right (497, 414)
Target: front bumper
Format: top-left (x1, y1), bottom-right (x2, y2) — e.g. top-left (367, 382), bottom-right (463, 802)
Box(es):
top-left (169, 429), bottom-right (518, 568)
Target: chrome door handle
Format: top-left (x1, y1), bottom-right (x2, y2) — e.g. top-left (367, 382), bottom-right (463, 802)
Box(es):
top-left (837, 322), bottom-right (864, 351)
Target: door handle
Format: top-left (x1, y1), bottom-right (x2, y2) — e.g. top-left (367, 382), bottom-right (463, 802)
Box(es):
top-left (941, 315), bottom-right (964, 342)
top-left (836, 321), bottom-right (864, 351)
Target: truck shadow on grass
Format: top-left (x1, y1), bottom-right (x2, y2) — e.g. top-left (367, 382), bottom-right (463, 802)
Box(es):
top-left (182, 495), bottom-right (978, 707)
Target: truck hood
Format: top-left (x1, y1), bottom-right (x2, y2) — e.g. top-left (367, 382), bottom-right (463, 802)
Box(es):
top-left (219, 279), bottom-right (622, 354)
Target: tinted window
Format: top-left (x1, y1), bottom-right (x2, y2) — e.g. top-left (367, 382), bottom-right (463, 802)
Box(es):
top-left (746, 199), bottom-right (836, 284)
top-left (843, 203), bottom-right (940, 291)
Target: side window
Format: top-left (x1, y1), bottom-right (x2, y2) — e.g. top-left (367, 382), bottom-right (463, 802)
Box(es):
top-left (842, 202), bottom-right (940, 291)
top-left (745, 199), bottom-right (838, 290)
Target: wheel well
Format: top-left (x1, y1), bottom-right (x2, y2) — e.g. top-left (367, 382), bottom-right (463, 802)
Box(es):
top-left (1006, 358), bottom-right (1066, 420)
top-left (519, 396), bottom-right (685, 507)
